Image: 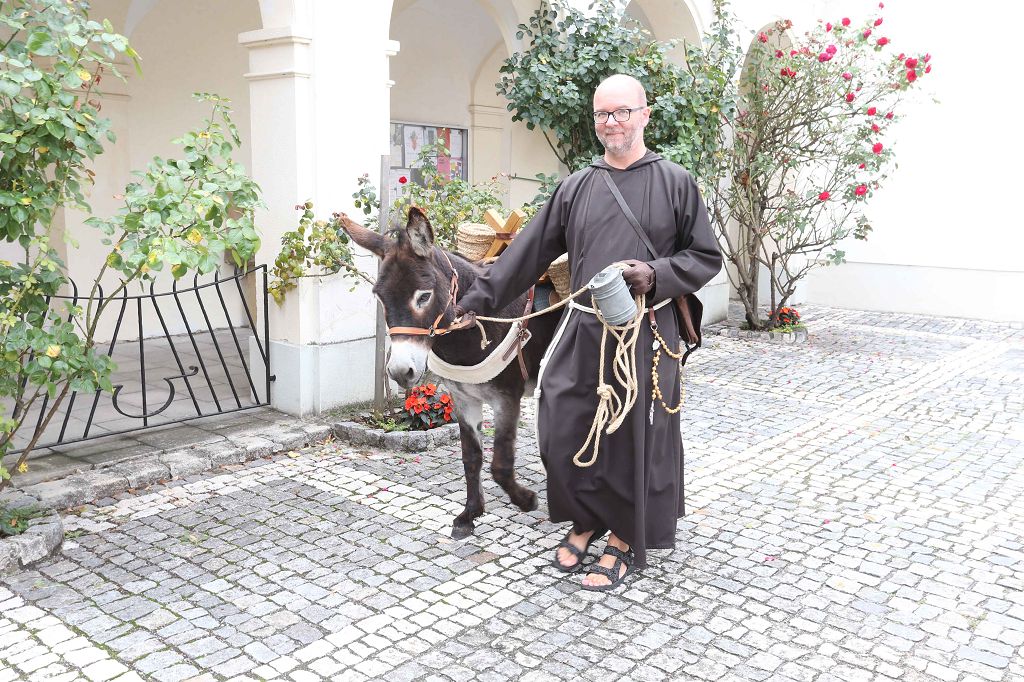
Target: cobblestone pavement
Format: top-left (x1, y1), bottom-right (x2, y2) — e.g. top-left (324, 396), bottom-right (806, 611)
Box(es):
top-left (2, 305), bottom-right (1022, 682)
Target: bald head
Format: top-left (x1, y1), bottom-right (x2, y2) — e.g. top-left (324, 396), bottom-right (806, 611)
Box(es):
top-left (594, 74), bottom-right (647, 109)
top-left (593, 74), bottom-right (650, 163)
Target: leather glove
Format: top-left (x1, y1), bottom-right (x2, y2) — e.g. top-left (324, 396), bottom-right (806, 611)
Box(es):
top-left (452, 304), bottom-right (477, 327)
top-left (620, 259), bottom-right (656, 296)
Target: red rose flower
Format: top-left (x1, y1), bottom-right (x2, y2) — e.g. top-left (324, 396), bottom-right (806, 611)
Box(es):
top-left (758, 32), bottom-right (768, 43)
top-left (925, 64), bottom-right (931, 73)
top-left (874, 18), bottom-right (884, 26)
top-left (842, 71), bottom-right (853, 80)
top-left (877, 37), bottom-right (889, 46)
top-left (790, 49), bottom-right (798, 56)
top-left (855, 184), bottom-right (868, 196)
top-left (827, 44), bottom-right (837, 54)
top-left (775, 49), bottom-right (784, 58)
top-left (399, 176), bottom-right (408, 184)
top-left (818, 52), bottom-right (832, 62)
top-left (924, 53), bottom-right (931, 62)
top-left (879, 1), bottom-right (885, 7)
top-left (867, 106), bottom-right (877, 115)
top-left (858, 163), bottom-right (866, 169)
top-left (872, 142), bottom-right (883, 154)
top-left (819, 191), bottom-right (830, 201)
top-left (871, 123), bottom-right (880, 132)
top-left (842, 17), bottom-right (851, 26)
top-left (898, 52), bottom-right (905, 61)
top-left (826, 22), bottom-right (833, 32)
top-left (863, 29), bottom-right (872, 39)
top-left (885, 111), bottom-right (894, 119)
top-left (905, 57), bottom-right (919, 68)
top-left (846, 92), bottom-right (855, 102)
top-left (906, 69), bottom-right (917, 82)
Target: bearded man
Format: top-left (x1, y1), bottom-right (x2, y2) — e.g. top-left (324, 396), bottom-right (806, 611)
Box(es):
top-left (455, 74), bottom-right (722, 590)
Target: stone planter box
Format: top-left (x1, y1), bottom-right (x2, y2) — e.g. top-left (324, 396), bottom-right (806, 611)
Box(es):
top-left (718, 327), bottom-right (809, 344)
top-left (332, 418), bottom-right (460, 452)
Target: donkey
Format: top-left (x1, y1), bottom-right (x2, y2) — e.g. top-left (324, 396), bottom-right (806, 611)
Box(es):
top-left (339, 207), bottom-right (560, 539)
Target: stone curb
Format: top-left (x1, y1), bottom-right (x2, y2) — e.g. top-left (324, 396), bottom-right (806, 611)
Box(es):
top-left (715, 327), bottom-right (809, 344)
top-left (0, 492), bottom-right (63, 575)
top-left (5, 420), bottom-right (334, 519)
top-left (332, 420), bottom-right (460, 452)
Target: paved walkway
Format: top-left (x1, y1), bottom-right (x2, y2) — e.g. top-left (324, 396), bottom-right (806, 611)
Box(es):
top-left (1, 305), bottom-right (1022, 682)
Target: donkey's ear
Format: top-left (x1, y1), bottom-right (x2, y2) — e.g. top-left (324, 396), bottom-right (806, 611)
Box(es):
top-left (405, 206), bottom-right (435, 258)
top-left (338, 213), bottom-right (391, 257)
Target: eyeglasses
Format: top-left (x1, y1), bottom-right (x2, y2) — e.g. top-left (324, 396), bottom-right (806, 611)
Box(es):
top-left (593, 106), bottom-right (646, 124)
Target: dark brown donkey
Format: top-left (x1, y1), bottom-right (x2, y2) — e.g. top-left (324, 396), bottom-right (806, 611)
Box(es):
top-left (340, 207), bottom-right (560, 539)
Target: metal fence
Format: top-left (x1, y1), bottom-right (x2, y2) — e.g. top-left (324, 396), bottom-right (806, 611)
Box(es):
top-left (7, 266), bottom-right (273, 453)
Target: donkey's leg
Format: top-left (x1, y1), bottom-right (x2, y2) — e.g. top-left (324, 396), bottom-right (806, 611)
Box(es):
top-left (452, 395), bottom-right (485, 539)
top-left (491, 395), bottom-right (538, 512)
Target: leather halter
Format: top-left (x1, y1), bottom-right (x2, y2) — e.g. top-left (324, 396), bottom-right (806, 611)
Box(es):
top-left (386, 249), bottom-right (535, 380)
top-left (386, 249), bottom-right (471, 339)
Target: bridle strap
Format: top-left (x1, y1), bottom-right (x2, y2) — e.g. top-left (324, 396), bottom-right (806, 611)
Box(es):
top-left (387, 248), bottom-right (467, 338)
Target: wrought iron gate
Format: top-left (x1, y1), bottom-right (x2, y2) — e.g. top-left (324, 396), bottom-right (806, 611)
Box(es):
top-left (7, 266), bottom-right (273, 454)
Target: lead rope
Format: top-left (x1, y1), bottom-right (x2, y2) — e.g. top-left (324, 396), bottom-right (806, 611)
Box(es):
top-left (468, 263), bottom-right (664, 468)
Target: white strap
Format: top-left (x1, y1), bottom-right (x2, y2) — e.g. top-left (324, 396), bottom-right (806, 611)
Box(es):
top-left (568, 298), bottom-right (672, 315)
top-left (427, 322), bottom-right (531, 384)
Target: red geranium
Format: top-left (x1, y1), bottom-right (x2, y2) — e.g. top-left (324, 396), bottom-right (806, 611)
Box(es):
top-left (404, 384), bottom-right (455, 430)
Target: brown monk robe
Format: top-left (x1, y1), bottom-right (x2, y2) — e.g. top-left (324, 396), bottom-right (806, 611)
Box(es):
top-left (457, 149), bottom-right (722, 571)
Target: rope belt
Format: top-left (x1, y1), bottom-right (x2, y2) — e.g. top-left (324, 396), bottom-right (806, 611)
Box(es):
top-left (470, 268), bottom-right (685, 469)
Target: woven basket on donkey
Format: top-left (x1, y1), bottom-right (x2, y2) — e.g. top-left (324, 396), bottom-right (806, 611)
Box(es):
top-left (456, 223), bottom-right (496, 262)
top-left (547, 253), bottom-right (571, 298)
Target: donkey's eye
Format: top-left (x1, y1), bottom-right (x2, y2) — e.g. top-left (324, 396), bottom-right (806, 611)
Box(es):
top-left (413, 290), bottom-right (433, 310)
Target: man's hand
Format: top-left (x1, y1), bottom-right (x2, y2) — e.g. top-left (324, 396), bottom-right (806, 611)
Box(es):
top-left (620, 259), bottom-right (656, 296)
top-left (453, 304), bottom-right (477, 328)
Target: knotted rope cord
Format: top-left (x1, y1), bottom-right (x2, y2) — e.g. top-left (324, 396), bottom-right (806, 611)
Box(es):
top-left (465, 263), bottom-right (662, 468)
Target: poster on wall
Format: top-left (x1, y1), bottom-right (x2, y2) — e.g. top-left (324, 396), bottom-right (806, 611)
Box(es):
top-left (390, 122), bottom-right (467, 183)
top-left (403, 125), bottom-right (425, 167)
top-left (389, 125), bottom-right (404, 166)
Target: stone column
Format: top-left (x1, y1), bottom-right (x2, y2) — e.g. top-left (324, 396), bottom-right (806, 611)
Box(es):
top-left (240, 2), bottom-right (397, 416)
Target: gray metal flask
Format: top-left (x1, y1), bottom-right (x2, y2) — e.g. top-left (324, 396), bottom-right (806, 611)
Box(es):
top-left (587, 265), bottom-right (637, 325)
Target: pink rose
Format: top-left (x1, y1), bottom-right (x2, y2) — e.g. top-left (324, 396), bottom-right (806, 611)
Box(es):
top-left (758, 32), bottom-right (768, 43)
top-left (827, 44), bottom-right (838, 54)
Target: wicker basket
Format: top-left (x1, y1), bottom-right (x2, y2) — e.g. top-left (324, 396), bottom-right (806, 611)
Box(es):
top-left (546, 253), bottom-right (571, 298)
top-left (456, 222), bottom-right (496, 261)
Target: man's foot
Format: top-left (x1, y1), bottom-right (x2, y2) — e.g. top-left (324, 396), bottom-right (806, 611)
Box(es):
top-left (581, 534), bottom-right (633, 590)
top-left (553, 528), bottom-right (604, 573)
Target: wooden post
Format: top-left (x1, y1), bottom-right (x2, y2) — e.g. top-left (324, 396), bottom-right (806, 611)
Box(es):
top-left (373, 155), bottom-right (390, 411)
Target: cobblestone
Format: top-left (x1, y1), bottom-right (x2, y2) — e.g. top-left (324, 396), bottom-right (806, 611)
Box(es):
top-left (1, 305), bottom-right (1021, 680)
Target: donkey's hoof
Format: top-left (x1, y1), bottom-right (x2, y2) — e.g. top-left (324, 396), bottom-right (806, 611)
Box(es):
top-left (516, 489), bottom-right (538, 512)
top-left (451, 521), bottom-right (475, 540)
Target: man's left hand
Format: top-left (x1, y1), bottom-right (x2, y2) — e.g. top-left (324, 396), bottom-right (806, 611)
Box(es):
top-left (621, 260), bottom-right (656, 296)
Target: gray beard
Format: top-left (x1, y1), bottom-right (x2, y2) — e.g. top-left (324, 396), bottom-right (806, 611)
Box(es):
top-left (598, 127), bottom-right (642, 156)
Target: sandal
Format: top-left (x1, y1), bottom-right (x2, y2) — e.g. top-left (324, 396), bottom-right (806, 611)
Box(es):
top-left (580, 545), bottom-right (634, 591)
top-left (552, 528), bottom-right (607, 573)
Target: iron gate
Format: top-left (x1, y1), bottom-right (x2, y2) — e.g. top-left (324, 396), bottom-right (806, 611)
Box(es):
top-left (7, 266), bottom-right (273, 454)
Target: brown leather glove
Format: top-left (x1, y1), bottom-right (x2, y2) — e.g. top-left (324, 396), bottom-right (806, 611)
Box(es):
top-left (620, 259), bottom-right (656, 296)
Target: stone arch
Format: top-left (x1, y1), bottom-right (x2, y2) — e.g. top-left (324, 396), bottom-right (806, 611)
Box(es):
top-left (388, 0), bottom-right (555, 210)
top-left (624, 0), bottom-right (702, 66)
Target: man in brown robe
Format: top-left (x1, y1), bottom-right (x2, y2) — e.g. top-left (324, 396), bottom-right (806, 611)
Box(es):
top-left (456, 74), bottom-right (722, 589)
